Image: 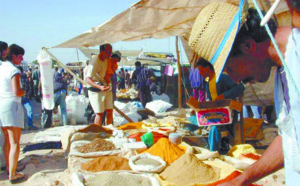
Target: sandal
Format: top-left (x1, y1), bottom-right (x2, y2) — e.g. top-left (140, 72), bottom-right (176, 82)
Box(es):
top-left (5, 163), bottom-right (26, 175)
top-left (9, 172), bottom-right (25, 184)
top-left (16, 163), bottom-right (26, 172)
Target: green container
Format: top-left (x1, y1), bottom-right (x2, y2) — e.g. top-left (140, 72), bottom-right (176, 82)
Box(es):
top-left (141, 132), bottom-right (154, 148)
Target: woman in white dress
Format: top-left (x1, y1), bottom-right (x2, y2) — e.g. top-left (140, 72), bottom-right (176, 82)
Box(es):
top-left (0, 43), bottom-right (26, 183)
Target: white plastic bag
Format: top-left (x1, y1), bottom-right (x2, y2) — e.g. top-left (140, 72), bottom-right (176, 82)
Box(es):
top-left (152, 93), bottom-right (170, 103)
top-left (114, 101), bottom-right (129, 111)
top-left (145, 100), bottom-right (172, 114)
top-left (127, 101), bottom-right (144, 112)
top-left (37, 50), bottom-right (54, 110)
top-left (75, 95), bottom-right (89, 123)
top-left (57, 95), bottom-right (89, 125)
top-left (129, 153), bottom-right (167, 173)
top-left (113, 111), bottom-right (142, 126)
top-left (66, 95), bottom-right (77, 125)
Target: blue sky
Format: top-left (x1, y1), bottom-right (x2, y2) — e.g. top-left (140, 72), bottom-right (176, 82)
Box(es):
top-left (1, 0), bottom-right (187, 64)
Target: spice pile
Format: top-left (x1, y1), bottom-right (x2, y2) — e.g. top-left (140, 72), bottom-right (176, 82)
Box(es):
top-left (76, 138), bottom-right (116, 153)
top-left (84, 172), bottom-right (152, 186)
top-left (160, 153), bottom-right (220, 185)
top-left (135, 158), bottom-right (161, 166)
top-left (81, 156), bottom-right (131, 172)
top-left (144, 138), bottom-right (185, 164)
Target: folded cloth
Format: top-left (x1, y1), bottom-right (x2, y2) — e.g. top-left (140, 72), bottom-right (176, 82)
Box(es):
top-left (22, 141), bottom-right (62, 153)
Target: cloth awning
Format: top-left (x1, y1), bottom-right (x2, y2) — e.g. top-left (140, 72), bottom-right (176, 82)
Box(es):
top-left (53, 0), bottom-right (287, 49)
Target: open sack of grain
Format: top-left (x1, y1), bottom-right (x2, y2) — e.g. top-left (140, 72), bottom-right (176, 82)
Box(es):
top-left (69, 138), bottom-right (123, 158)
top-left (72, 171), bottom-right (161, 186)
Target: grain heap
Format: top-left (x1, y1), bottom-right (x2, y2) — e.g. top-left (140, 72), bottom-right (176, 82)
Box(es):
top-left (84, 172), bottom-right (152, 186)
top-left (144, 138), bottom-right (185, 164)
top-left (135, 158), bottom-right (161, 166)
top-left (76, 138), bottom-right (115, 153)
top-left (160, 153), bottom-right (220, 185)
top-left (81, 156), bottom-right (131, 172)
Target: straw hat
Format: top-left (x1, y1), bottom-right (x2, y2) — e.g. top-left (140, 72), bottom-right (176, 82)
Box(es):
top-left (189, 2), bottom-right (240, 78)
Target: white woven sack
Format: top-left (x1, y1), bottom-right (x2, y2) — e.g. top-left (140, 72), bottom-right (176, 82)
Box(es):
top-left (129, 153), bottom-right (166, 173)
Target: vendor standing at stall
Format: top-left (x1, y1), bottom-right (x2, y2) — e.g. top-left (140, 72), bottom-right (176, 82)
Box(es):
top-left (218, 1), bottom-right (300, 185)
top-left (189, 1), bottom-right (299, 185)
top-left (86, 43), bottom-right (113, 126)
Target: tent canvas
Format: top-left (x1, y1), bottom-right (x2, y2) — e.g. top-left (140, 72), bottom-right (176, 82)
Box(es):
top-left (50, 0), bottom-right (289, 106)
top-left (53, 0), bottom-right (287, 49)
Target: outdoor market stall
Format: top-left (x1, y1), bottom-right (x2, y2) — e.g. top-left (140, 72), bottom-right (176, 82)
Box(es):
top-left (36, 0), bottom-right (291, 185)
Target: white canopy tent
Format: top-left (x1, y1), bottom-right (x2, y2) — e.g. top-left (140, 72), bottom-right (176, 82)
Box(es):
top-left (49, 0), bottom-right (289, 106)
top-left (52, 0), bottom-right (287, 60)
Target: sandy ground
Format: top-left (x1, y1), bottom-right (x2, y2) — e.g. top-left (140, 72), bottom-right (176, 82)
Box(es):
top-left (0, 100), bottom-right (71, 186)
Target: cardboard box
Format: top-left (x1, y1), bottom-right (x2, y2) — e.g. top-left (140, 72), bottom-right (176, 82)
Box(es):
top-left (187, 96), bottom-right (242, 126)
top-left (243, 118), bottom-right (264, 139)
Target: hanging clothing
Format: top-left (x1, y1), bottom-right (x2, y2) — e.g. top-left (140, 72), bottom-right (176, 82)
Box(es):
top-left (189, 67), bottom-right (206, 101)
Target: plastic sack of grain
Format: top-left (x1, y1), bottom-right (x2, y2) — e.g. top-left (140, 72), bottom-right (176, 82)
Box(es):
top-left (129, 153), bottom-right (166, 173)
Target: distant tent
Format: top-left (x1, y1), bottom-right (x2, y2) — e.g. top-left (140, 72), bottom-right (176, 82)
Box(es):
top-left (79, 48), bottom-right (174, 66)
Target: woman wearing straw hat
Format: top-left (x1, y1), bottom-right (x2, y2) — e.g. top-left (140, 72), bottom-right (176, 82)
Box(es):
top-left (189, 1), bottom-right (299, 185)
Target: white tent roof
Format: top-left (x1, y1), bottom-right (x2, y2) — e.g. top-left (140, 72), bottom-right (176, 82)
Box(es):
top-left (51, 0), bottom-right (288, 106)
top-left (53, 0), bottom-right (287, 49)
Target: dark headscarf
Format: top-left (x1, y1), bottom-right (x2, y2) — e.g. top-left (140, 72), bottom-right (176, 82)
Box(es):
top-left (0, 41), bottom-right (8, 61)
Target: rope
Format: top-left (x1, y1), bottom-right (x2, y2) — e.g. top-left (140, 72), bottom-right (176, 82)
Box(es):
top-left (252, 0), bottom-right (300, 99)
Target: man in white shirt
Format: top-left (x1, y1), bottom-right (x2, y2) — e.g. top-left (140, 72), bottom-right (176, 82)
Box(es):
top-left (86, 44), bottom-right (112, 126)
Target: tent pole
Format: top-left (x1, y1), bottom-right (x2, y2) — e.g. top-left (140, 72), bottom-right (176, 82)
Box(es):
top-left (239, 94), bottom-right (245, 144)
top-left (43, 47), bottom-right (87, 85)
top-left (257, 0), bottom-right (278, 24)
top-left (42, 47), bottom-right (131, 122)
top-left (176, 36), bottom-right (182, 109)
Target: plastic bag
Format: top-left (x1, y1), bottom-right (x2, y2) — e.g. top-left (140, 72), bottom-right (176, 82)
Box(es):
top-left (113, 111), bottom-right (142, 126)
top-left (145, 100), bottom-right (172, 114)
top-left (151, 93), bottom-right (170, 103)
top-left (141, 132), bottom-right (154, 147)
top-left (37, 50), bottom-right (54, 110)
